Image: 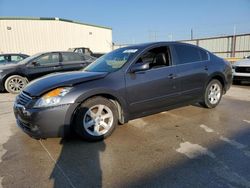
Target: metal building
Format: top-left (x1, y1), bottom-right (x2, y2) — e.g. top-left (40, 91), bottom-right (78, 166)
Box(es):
top-left (0, 17), bottom-right (112, 55)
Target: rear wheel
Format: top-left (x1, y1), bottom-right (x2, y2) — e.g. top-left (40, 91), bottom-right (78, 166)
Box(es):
top-left (75, 97), bottom-right (118, 141)
top-left (200, 79), bottom-right (223, 108)
top-left (4, 75), bottom-right (28, 94)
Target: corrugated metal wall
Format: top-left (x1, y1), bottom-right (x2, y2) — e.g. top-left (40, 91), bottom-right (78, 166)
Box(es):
top-left (182, 34), bottom-right (250, 58)
top-left (0, 18), bottom-right (112, 55)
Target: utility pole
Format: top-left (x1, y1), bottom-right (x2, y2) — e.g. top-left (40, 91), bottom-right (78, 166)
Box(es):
top-left (232, 24), bottom-right (237, 57)
top-left (191, 28), bottom-right (193, 40)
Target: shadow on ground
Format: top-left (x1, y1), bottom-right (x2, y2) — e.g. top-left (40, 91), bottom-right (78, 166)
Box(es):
top-left (50, 137), bottom-right (106, 188)
top-left (117, 129), bottom-right (250, 188)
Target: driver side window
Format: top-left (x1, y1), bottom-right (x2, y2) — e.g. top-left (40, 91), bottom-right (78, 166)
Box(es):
top-left (136, 46), bottom-right (171, 69)
top-left (36, 53), bottom-right (59, 66)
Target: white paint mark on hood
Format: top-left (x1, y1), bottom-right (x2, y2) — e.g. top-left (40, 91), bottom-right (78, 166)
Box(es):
top-left (200, 124), bottom-right (214, 133)
top-left (176, 142), bottom-right (216, 159)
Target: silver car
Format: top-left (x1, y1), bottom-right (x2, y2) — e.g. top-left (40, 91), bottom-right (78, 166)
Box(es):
top-left (232, 59), bottom-right (250, 84)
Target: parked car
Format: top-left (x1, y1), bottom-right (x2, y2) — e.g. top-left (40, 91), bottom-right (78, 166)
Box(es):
top-left (0, 51), bottom-right (95, 94)
top-left (0, 53), bottom-right (29, 65)
top-left (68, 47), bottom-right (104, 58)
top-left (232, 58), bottom-right (250, 84)
top-left (13, 42), bottom-right (232, 141)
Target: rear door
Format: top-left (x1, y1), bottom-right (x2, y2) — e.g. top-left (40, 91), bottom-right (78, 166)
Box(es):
top-left (10, 55), bottom-right (26, 63)
top-left (26, 53), bottom-right (61, 80)
top-left (172, 44), bottom-right (209, 101)
top-left (61, 52), bottom-right (90, 72)
top-left (125, 45), bottom-right (180, 115)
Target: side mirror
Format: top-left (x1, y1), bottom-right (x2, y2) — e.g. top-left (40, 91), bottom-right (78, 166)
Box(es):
top-left (31, 61), bottom-right (38, 66)
top-left (130, 62), bottom-right (149, 73)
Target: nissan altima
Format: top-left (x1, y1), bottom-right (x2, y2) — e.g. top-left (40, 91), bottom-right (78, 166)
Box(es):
top-left (13, 42), bottom-right (232, 141)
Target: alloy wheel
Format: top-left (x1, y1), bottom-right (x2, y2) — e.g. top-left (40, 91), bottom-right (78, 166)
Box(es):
top-left (8, 77), bottom-right (27, 93)
top-left (83, 104), bottom-right (114, 136)
top-left (208, 83), bottom-right (221, 104)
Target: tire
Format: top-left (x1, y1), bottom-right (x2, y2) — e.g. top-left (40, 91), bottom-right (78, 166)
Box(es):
top-left (200, 79), bottom-right (223, 109)
top-left (4, 75), bottom-right (28, 94)
top-left (74, 97), bottom-right (118, 141)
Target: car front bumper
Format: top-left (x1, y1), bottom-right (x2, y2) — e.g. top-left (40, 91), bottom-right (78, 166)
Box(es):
top-left (232, 72), bottom-right (250, 81)
top-left (0, 75), bottom-right (5, 91)
top-left (13, 102), bottom-right (79, 139)
top-left (233, 76), bottom-right (250, 82)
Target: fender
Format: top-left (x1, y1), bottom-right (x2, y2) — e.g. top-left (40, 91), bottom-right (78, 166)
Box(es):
top-left (74, 87), bottom-right (130, 122)
top-left (2, 72), bottom-right (28, 84)
top-left (205, 71), bottom-right (227, 92)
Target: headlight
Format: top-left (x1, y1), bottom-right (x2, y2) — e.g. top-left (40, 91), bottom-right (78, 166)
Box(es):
top-left (34, 87), bottom-right (71, 108)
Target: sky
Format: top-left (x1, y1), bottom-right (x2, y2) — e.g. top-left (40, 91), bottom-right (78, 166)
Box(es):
top-left (0, 0), bottom-right (250, 44)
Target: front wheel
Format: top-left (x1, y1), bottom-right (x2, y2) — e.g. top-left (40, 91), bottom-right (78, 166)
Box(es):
top-left (200, 79), bottom-right (223, 108)
top-left (4, 75), bottom-right (28, 94)
top-left (74, 97), bottom-right (118, 141)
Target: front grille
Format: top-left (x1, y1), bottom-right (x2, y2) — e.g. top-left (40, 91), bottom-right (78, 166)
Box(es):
top-left (235, 67), bottom-right (250, 73)
top-left (17, 119), bottom-right (32, 132)
top-left (17, 92), bottom-right (32, 106)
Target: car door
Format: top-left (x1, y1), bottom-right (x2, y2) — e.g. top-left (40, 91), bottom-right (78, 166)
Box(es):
top-left (61, 52), bottom-right (89, 72)
top-left (10, 55), bottom-right (25, 63)
top-left (125, 46), bottom-right (180, 115)
top-left (172, 44), bottom-right (209, 101)
top-left (26, 52), bottom-right (61, 80)
top-left (0, 55), bottom-right (7, 64)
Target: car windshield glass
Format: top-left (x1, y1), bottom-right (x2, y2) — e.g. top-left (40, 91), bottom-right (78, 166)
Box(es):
top-left (84, 48), bottom-right (138, 72)
top-left (17, 53), bottom-right (42, 64)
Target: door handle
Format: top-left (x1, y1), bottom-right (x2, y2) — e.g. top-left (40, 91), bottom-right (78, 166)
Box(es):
top-left (168, 73), bottom-right (177, 79)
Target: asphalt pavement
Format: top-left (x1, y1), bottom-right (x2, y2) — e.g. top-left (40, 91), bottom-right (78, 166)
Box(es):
top-left (0, 85), bottom-right (250, 188)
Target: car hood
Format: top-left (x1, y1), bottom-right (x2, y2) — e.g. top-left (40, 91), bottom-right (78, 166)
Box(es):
top-left (0, 63), bottom-right (19, 70)
top-left (24, 71), bottom-right (108, 97)
top-left (234, 59), bottom-right (250, 66)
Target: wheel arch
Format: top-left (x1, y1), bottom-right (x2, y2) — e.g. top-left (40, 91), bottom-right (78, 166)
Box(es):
top-left (3, 72), bottom-right (28, 85)
top-left (73, 91), bottom-right (129, 125)
top-left (206, 72), bottom-right (226, 93)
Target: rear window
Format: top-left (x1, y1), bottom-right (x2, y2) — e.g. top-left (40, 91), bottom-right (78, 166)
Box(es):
top-left (0, 55), bottom-right (6, 63)
top-left (11, 55), bottom-right (24, 62)
top-left (62, 53), bottom-right (84, 62)
top-left (200, 49), bottom-right (208, 61)
top-left (174, 44), bottom-right (204, 64)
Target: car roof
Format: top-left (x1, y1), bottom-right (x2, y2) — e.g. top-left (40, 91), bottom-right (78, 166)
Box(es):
top-left (0, 53), bottom-right (29, 56)
top-left (120, 41), bottom-right (196, 50)
top-left (39, 51), bottom-right (85, 54)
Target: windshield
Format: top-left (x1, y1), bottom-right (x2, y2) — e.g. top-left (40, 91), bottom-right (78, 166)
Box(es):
top-left (84, 48), bottom-right (138, 72)
top-left (17, 53), bottom-right (43, 64)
